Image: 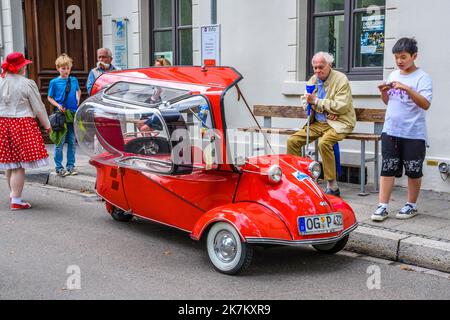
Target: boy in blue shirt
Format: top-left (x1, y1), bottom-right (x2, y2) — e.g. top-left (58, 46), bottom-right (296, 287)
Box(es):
top-left (48, 54), bottom-right (81, 177)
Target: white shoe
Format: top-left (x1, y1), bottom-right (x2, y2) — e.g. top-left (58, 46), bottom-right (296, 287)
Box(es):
top-left (396, 204), bottom-right (418, 220)
top-left (371, 206), bottom-right (389, 222)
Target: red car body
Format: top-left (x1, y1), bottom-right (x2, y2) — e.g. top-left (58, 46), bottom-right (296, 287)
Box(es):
top-left (75, 66), bottom-right (358, 274)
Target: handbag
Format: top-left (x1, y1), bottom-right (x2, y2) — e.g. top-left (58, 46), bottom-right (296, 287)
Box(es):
top-left (49, 111), bottom-right (66, 132)
top-left (49, 77), bottom-right (72, 132)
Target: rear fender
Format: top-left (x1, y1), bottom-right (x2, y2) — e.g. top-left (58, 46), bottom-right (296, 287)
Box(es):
top-left (190, 202), bottom-right (292, 242)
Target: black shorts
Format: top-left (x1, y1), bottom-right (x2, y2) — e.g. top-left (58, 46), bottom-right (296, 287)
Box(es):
top-left (381, 134), bottom-right (426, 179)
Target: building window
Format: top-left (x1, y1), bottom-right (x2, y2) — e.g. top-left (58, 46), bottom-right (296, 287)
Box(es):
top-left (308, 0), bottom-right (386, 80)
top-left (151, 0), bottom-right (193, 66)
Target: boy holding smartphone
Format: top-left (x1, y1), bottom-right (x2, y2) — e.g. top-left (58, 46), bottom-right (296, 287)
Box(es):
top-left (372, 38), bottom-right (433, 222)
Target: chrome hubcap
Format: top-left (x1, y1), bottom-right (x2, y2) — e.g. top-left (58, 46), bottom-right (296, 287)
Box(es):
top-left (214, 231), bottom-right (237, 263)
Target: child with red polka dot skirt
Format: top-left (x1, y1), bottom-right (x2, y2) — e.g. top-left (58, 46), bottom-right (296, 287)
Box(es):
top-left (0, 52), bottom-right (52, 210)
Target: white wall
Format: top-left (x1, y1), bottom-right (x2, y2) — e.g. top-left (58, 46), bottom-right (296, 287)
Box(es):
top-left (210, 0), bottom-right (296, 106)
top-left (193, 0), bottom-right (450, 192)
top-left (100, 0), bottom-right (450, 192)
top-left (193, 0), bottom-right (212, 64)
top-left (0, 0), bottom-right (25, 60)
top-left (102, 0), bottom-right (149, 68)
top-left (383, 0), bottom-right (450, 191)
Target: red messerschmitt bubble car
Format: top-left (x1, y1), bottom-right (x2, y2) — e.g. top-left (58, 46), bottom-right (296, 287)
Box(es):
top-left (74, 66), bottom-right (358, 275)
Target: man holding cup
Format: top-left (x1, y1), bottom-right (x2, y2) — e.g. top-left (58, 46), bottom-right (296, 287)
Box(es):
top-left (87, 48), bottom-right (119, 96)
top-left (287, 52), bottom-right (356, 197)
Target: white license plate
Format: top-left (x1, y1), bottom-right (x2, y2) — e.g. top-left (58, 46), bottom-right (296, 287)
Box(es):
top-left (298, 213), bottom-right (344, 235)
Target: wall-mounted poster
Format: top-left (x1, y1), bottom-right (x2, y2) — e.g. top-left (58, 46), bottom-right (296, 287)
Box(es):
top-left (112, 18), bottom-right (129, 69)
top-left (154, 51), bottom-right (174, 65)
top-left (360, 15), bottom-right (385, 56)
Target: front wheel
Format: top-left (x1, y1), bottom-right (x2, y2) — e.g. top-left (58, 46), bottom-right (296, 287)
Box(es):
top-left (312, 235), bottom-right (349, 254)
top-left (206, 222), bottom-right (253, 275)
top-left (111, 207), bottom-right (134, 223)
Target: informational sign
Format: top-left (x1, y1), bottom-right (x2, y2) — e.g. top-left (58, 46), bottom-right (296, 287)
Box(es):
top-left (112, 18), bottom-right (129, 69)
top-left (201, 24), bottom-right (221, 66)
top-left (360, 15), bottom-right (385, 55)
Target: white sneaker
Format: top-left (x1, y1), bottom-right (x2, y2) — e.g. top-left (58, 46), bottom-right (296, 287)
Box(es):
top-left (371, 206), bottom-right (389, 222)
top-left (396, 204), bottom-right (418, 220)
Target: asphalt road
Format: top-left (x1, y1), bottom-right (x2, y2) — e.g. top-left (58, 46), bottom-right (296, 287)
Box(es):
top-left (0, 179), bottom-right (449, 300)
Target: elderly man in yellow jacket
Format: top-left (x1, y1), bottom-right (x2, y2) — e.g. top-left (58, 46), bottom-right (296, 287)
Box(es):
top-left (287, 52), bottom-right (356, 197)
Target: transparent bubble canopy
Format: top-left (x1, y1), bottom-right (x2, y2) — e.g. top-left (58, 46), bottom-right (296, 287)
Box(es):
top-left (74, 82), bottom-right (217, 175)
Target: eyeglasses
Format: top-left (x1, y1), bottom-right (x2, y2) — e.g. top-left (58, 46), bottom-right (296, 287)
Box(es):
top-left (98, 55), bottom-right (111, 59)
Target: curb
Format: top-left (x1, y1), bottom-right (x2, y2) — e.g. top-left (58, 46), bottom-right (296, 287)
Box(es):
top-left (347, 224), bottom-right (450, 273)
top-left (399, 237), bottom-right (450, 273)
top-left (47, 172), bottom-right (96, 192)
top-left (346, 226), bottom-right (409, 261)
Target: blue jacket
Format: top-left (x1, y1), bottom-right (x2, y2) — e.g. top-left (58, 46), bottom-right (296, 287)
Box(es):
top-left (87, 65), bottom-right (118, 96)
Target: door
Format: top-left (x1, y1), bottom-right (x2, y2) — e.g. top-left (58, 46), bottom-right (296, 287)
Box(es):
top-left (24, 0), bottom-right (99, 116)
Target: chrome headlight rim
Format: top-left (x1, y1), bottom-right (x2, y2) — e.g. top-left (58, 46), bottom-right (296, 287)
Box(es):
top-left (267, 165), bottom-right (283, 184)
top-left (308, 161), bottom-right (322, 180)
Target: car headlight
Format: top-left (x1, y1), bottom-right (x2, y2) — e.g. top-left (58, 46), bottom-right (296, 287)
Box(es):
top-left (309, 162), bottom-right (322, 180)
top-left (267, 165), bottom-right (283, 184)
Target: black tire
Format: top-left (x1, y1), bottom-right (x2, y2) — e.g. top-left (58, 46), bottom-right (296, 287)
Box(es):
top-left (111, 207), bottom-right (134, 222)
top-left (206, 222), bottom-right (253, 275)
top-left (312, 235), bottom-right (349, 255)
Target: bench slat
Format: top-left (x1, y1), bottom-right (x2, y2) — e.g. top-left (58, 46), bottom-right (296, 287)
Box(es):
top-left (239, 128), bottom-right (381, 142)
top-left (254, 105), bottom-right (385, 123)
top-left (254, 105), bottom-right (307, 118)
top-left (347, 133), bottom-right (381, 141)
top-left (355, 109), bottom-right (386, 123)
top-left (239, 127), bottom-right (298, 135)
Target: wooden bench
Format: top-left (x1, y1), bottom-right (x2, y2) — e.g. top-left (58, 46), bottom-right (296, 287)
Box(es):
top-left (252, 105), bottom-right (386, 196)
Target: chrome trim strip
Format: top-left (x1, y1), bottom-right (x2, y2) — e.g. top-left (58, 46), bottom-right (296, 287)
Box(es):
top-left (131, 213), bottom-right (192, 234)
top-left (246, 223), bottom-right (359, 246)
top-left (97, 191), bottom-right (197, 234)
top-left (97, 192), bottom-right (193, 234)
top-left (96, 192), bottom-right (131, 214)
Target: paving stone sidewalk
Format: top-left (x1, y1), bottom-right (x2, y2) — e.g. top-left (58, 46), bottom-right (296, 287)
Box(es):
top-left (2, 145), bottom-right (450, 273)
top-left (335, 183), bottom-right (450, 273)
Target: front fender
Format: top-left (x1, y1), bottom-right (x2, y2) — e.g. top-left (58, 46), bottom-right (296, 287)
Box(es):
top-left (190, 202), bottom-right (293, 242)
top-left (327, 195), bottom-right (358, 228)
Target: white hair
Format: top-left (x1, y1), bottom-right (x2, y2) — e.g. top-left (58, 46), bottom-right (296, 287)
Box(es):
top-left (97, 48), bottom-right (113, 57)
top-left (312, 52), bottom-right (335, 66)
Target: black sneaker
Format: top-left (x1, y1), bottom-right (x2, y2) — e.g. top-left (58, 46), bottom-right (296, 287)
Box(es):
top-left (396, 204), bottom-right (418, 220)
top-left (67, 168), bottom-right (78, 176)
top-left (325, 188), bottom-right (341, 198)
top-left (371, 206), bottom-right (389, 222)
top-left (56, 169), bottom-right (69, 177)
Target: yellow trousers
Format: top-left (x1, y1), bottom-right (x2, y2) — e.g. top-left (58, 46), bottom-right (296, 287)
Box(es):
top-left (287, 122), bottom-right (348, 181)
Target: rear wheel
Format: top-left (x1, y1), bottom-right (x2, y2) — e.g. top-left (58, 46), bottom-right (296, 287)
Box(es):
top-left (110, 207), bottom-right (133, 222)
top-left (206, 222), bottom-right (253, 275)
top-left (312, 235), bottom-right (349, 254)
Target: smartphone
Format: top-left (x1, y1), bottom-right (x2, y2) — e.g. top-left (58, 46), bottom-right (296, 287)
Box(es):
top-left (379, 82), bottom-right (393, 90)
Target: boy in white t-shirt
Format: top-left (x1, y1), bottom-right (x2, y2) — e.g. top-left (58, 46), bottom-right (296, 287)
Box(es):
top-left (372, 38), bottom-right (433, 222)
